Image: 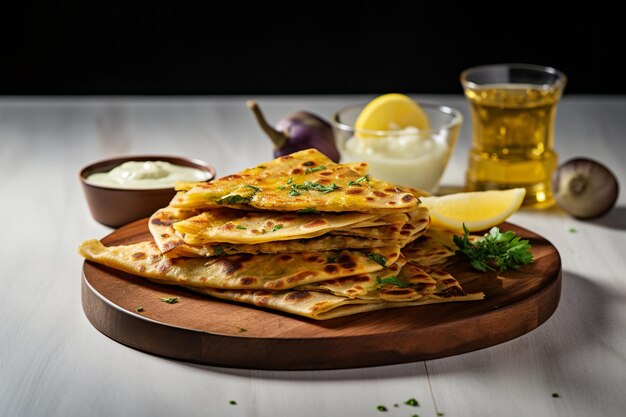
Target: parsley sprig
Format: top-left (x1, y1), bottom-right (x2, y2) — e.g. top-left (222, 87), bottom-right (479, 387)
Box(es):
top-left (453, 224), bottom-right (534, 272)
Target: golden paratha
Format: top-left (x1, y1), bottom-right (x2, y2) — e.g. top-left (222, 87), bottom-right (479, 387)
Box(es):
top-left (170, 149), bottom-right (417, 213)
top-left (79, 239), bottom-right (401, 290)
top-left (401, 227), bottom-right (481, 267)
top-left (150, 205), bottom-right (423, 258)
top-left (188, 266), bottom-right (484, 320)
top-left (173, 208), bottom-right (378, 245)
top-left (298, 259), bottom-right (442, 302)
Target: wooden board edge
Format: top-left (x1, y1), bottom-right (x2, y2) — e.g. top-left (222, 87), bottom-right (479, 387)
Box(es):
top-left (81, 265), bottom-right (562, 370)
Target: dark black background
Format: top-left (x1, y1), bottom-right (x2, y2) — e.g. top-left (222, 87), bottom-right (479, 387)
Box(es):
top-left (1, 2), bottom-right (621, 95)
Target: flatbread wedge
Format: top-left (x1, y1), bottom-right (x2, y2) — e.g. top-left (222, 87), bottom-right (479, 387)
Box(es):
top-left (170, 149), bottom-right (417, 213)
top-left (188, 268), bottom-right (484, 320)
top-left (78, 239), bottom-right (401, 290)
top-left (150, 205), bottom-right (427, 258)
top-left (298, 259), bottom-right (441, 302)
top-left (173, 208), bottom-right (378, 245)
top-left (402, 227), bottom-right (481, 267)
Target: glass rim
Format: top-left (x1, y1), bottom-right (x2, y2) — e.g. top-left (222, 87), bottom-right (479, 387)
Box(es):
top-left (332, 102), bottom-right (463, 136)
top-left (460, 63), bottom-right (567, 90)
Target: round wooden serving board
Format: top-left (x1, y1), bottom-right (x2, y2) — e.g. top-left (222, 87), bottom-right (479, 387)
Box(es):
top-left (82, 219), bottom-right (561, 370)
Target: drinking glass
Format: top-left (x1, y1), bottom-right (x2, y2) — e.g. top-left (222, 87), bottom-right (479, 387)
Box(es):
top-left (461, 64), bottom-right (567, 208)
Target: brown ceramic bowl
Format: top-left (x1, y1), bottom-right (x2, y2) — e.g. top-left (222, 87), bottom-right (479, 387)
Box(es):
top-left (80, 155), bottom-right (216, 228)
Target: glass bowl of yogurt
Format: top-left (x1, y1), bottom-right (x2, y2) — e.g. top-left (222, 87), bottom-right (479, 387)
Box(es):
top-left (80, 155), bottom-right (215, 228)
top-left (332, 102), bottom-right (462, 194)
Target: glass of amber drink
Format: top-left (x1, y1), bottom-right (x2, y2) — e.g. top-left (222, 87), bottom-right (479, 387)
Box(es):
top-left (461, 64), bottom-right (567, 208)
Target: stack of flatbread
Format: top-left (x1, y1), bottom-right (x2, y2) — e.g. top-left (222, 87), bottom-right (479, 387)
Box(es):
top-left (79, 149), bottom-right (483, 320)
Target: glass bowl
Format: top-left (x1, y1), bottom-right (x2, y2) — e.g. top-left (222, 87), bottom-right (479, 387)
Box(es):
top-left (332, 102), bottom-right (462, 194)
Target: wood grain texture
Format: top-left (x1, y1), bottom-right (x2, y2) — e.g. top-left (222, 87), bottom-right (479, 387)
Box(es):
top-left (81, 219), bottom-right (561, 370)
top-left (1, 96), bottom-right (625, 417)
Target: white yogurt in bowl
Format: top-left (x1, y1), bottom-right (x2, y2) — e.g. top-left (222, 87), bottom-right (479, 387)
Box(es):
top-left (333, 103), bottom-right (462, 193)
top-left (86, 160), bottom-right (211, 189)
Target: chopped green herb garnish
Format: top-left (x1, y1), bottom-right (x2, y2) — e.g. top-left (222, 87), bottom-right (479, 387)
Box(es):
top-left (286, 178), bottom-right (294, 185)
top-left (327, 256), bottom-right (337, 264)
top-left (236, 225), bottom-right (247, 230)
top-left (393, 403), bottom-right (399, 407)
top-left (278, 186), bottom-right (285, 190)
top-left (568, 227), bottom-right (577, 233)
top-left (366, 252), bottom-right (387, 267)
top-left (214, 246), bottom-right (225, 256)
top-left (376, 276), bottom-right (409, 288)
top-left (229, 400), bottom-right (237, 405)
top-left (552, 392), bottom-right (560, 398)
top-left (135, 306), bottom-right (144, 312)
top-left (437, 413), bottom-right (445, 416)
top-left (348, 175), bottom-right (370, 186)
top-left (216, 194), bottom-right (250, 205)
top-left (256, 165), bottom-right (266, 169)
top-left (217, 185), bottom-right (261, 205)
top-left (159, 297), bottom-right (179, 304)
top-left (453, 224), bottom-right (534, 272)
top-left (297, 207), bottom-right (319, 214)
top-left (238, 327), bottom-right (247, 333)
top-left (405, 398), bottom-right (419, 407)
top-left (305, 165), bottom-right (326, 174)
top-left (376, 405), bottom-right (387, 412)
top-left (271, 224), bottom-right (284, 232)
top-left (288, 181), bottom-right (339, 196)
top-left (412, 415), bottom-right (420, 417)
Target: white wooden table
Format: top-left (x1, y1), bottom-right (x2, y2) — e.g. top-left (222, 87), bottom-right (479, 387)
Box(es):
top-left (1, 96), bottom-right (625, 417)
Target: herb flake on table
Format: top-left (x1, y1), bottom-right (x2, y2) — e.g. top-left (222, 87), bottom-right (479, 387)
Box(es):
top-left (405, 398), bottom-right (419, 407)
top-left (229, 400), bottom-right (237, 405)
top-left (568, 227), bottom-right (577, 233)
top-left (376, 405), bottom-right (387, 412)
top-left (552, 392), bottom-right (560, 398)
top-left (159, 297), bottom-right (179, 304)
top-left (453, 224), bottom-right (534, 272)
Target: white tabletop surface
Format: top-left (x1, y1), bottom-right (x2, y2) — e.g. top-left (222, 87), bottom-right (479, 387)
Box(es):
top-left (1, 95), bottom-right (625, 417)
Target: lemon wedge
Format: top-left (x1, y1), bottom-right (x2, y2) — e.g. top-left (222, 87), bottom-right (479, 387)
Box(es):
top-left (419, 188), bottom-right (526, 232)
top-left (355, 93), bottom-right (430, 137)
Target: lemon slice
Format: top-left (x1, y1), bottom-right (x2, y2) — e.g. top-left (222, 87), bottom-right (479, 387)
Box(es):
top-left (419, 188), bottom-right (526, 232)
top-left (355, 94), bottom-right (430, 136)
